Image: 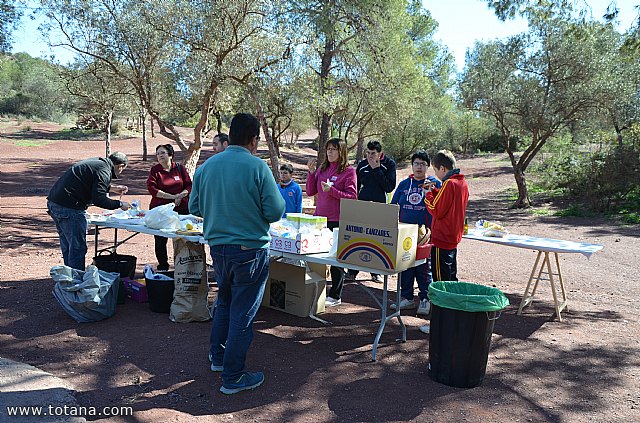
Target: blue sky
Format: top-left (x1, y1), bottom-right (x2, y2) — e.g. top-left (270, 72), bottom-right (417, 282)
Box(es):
top-left (10, 0), bottom-right (640, 69)
top-left (424, 0), bottom-right (639, 70)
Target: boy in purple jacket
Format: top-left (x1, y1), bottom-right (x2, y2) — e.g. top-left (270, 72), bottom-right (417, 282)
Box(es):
top-left (390, 151), bottom-right (441, 315)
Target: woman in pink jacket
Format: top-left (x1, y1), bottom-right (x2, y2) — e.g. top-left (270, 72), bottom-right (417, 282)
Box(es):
top-left (306, 138), bottom-right (357, 306)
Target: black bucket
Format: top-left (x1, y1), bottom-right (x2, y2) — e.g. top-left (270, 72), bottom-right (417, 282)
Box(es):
top-left (428, 304), bottom-right (496, 388)
top-left (146, 271), bottom-right (174, 313)
top-left (93, 254), bottom-right (137, 304)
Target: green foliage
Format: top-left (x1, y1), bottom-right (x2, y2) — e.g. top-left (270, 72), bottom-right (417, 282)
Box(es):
top-left (0, 53), bottom-right (75, 120)
top-left (531, 129), bottom-right (640, 219)
top-left (0, 0), bottom-right (22, 53)
top-left (554, 205), bottom-right (590, 218)
top-left (50, 128), bottom-right (103, 140)
top-left (530, 208), bottom-right (553, 216)
top-left (620, 211), bottom-right (640, 225)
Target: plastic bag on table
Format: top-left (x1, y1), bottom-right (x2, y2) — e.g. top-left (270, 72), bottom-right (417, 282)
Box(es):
top-left (51, 265), bottom-right (119, 323)
top-left (144, 203), bottom-right (181, 230)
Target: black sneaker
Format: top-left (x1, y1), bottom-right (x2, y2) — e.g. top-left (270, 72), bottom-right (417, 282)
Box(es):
top-left (220, 372), bottom-right (265, 395)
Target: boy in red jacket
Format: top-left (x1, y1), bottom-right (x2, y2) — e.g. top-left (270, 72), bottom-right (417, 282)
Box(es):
top-left (420, 150), bottom-right (469, 333)
top-left (424, 150), bottom-right (469, 282)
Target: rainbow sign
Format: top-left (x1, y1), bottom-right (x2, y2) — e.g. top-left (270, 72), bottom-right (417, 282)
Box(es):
top-left (337, 238), bottom-right (396, 270)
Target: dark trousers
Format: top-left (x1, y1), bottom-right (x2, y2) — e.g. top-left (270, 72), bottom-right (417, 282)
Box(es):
top-left (153, 207), bottom-right (188, 270)
top-left (327, 221), bottom-right (346, 300)
top-left (154, 236), bottom-right (171, 271)
top-left (432, 247), bottom-right (457, 282)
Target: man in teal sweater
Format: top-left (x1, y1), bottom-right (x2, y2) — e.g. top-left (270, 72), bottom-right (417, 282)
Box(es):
top-left (190, 113), bottom-right (285, 395)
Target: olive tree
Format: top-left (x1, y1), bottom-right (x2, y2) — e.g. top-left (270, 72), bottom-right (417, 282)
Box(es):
top-left (460, 16), bottom-right (614, 207)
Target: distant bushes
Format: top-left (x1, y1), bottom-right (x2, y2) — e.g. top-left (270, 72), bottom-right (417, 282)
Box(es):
top-left (0, 53), bottom-right (75, 121)
top-left (531, 131), bottom-right (640, 216)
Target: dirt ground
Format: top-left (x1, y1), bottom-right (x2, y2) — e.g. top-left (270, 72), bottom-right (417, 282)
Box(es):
top-left (0, 120), bottom-right (639, 423)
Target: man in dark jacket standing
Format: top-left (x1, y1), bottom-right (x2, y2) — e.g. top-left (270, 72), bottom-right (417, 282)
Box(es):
top-left (347, 140), bottom-right (396, 282)
top-left (47, 152), bottom-right (130, 270)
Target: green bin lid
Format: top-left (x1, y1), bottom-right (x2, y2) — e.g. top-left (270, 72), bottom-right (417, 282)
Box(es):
top-left (428, 281), bottom-right (509, 312)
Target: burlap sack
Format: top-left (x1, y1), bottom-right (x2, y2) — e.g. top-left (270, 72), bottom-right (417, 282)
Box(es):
top-left (170, 239), bottom-right (210, 322)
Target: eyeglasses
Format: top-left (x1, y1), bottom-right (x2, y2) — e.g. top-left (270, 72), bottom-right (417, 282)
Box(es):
top-left (412, 162), bottom-right (428, 167)
top-left (326, 147), bottom-right (339, 152)
top-left (156, 151), bottom-right (169, 156)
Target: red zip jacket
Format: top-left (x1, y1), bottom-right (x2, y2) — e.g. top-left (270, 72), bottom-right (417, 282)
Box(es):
top-left (425, 171), bottom-right (469, 250)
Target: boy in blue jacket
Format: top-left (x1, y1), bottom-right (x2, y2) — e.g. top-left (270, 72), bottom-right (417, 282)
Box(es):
top-left (278, 163), bottom-right (303, 217)
top-left (390, 151), bottom-right (441, 315)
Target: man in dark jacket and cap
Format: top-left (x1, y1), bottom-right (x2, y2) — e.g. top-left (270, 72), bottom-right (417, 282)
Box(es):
top-left (47, 152), bottom-right (130, 270)
top-left (347, 140), bottom-right (396, 282)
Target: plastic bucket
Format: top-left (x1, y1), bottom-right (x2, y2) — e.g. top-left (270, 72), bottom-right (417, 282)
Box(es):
top-left (427, 281), bottom-right (509, 388)
top-left (146, 271), bottom-right (175, 313)
top-left (93, 254), bottom-right (137, 304)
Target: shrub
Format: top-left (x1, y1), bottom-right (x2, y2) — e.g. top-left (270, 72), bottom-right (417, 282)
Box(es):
top-left (532, 134), bottom-right (640, 215)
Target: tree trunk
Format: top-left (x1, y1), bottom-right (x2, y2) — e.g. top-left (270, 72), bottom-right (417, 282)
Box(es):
top-left (140, 109), bottom-right (148, 161)
top-left (214, 111), bottom-right (222, 134)
top-left (356, 132), bottom-right (365, 162)
top-left (614, 123), bottom-right (623, 147)
top-left (270, 123), bottom-right (281, 158)
top-left (318, 37), bottom-right (334, 163)
top-left (512, 165), bottom-right (531, 208)
top-left (104, 111), bottom-right (113, 157)
top-left (252, 95), bottom-right (280, 181)
top-left (150, 115), bottom-right (155, 138)
top-left (319, 112), bottom-right (330, 162)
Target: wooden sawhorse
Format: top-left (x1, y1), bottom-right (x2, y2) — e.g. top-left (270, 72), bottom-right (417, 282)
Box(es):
top-left (517, 251), bottom-right (568, 321)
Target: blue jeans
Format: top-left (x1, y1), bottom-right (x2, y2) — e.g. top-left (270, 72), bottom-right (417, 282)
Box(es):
top-left (400, 257), bottom-right (432, 302)
top-left (209, 245), bottom-right (269, 385)
top-left (47, 200), bottom-right (88, 270)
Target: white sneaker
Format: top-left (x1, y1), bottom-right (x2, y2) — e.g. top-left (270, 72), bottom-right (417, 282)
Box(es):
top-left (417, 299), bottom-right (431, 315)
top-left (419, 325), bottom-right (430, 334)
top-left (389, 298), bottom-right (416, 310)
top-left (325, 296), bottom-right (342, 307)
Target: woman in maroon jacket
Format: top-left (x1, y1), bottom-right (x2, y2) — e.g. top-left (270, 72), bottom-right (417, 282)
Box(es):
top-left (146, 144), bottom-right (192, 271)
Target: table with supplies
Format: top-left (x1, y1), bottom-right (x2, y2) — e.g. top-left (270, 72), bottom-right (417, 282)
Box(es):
top-left (87, 216), bottom-right (425, 362)
top-left (270, 250), bottom-right (426, 362)
top-left (463, 229), bottom-right (603, 321)
top-left (88, 216), bottom-right (204, 257)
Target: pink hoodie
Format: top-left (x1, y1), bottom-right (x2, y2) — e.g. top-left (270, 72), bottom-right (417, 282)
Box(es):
top-left (306, 162), bottom-right (357, 222)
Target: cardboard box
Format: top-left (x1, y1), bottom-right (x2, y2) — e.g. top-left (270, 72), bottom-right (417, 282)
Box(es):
top-left (262, 260), bottom-right (326, 317)
top-left (270, 232), bottom-right (332, 254)
top-left (337, 199), bottom-right (418, 272)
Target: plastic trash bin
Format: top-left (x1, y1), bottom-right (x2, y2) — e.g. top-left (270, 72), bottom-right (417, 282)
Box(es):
top-left (146, 270), bottom-right (175, 313)
top-left (428, 281), bottom-right (509, 388)
top-left (93, 253), bottom-right (137, 305)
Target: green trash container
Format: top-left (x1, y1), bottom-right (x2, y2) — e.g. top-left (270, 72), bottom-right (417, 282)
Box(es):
top-left (428, 281), bottom-right (509, 388)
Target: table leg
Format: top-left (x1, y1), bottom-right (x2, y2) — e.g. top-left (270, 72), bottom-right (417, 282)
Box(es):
top-left (371, 274), bottom-right (405, 362)
top-left (548, 252), bottom-right (568, 321)
top-left (372, 275), bottom-right (388, 362)
top-left (517, 251), bottom-right (543, 314)
top-left (555, 252), bottom-right (568, 311)
top-left (394, 272), bottom-right (406, 342)
top-left (94, 224), bottom-right (100, 258)
top-left (517, 250), bottom-right (569, 321)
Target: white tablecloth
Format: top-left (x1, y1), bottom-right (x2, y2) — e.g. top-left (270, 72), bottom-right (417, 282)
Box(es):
top-left (463, 229), bottom-right (603, 258)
